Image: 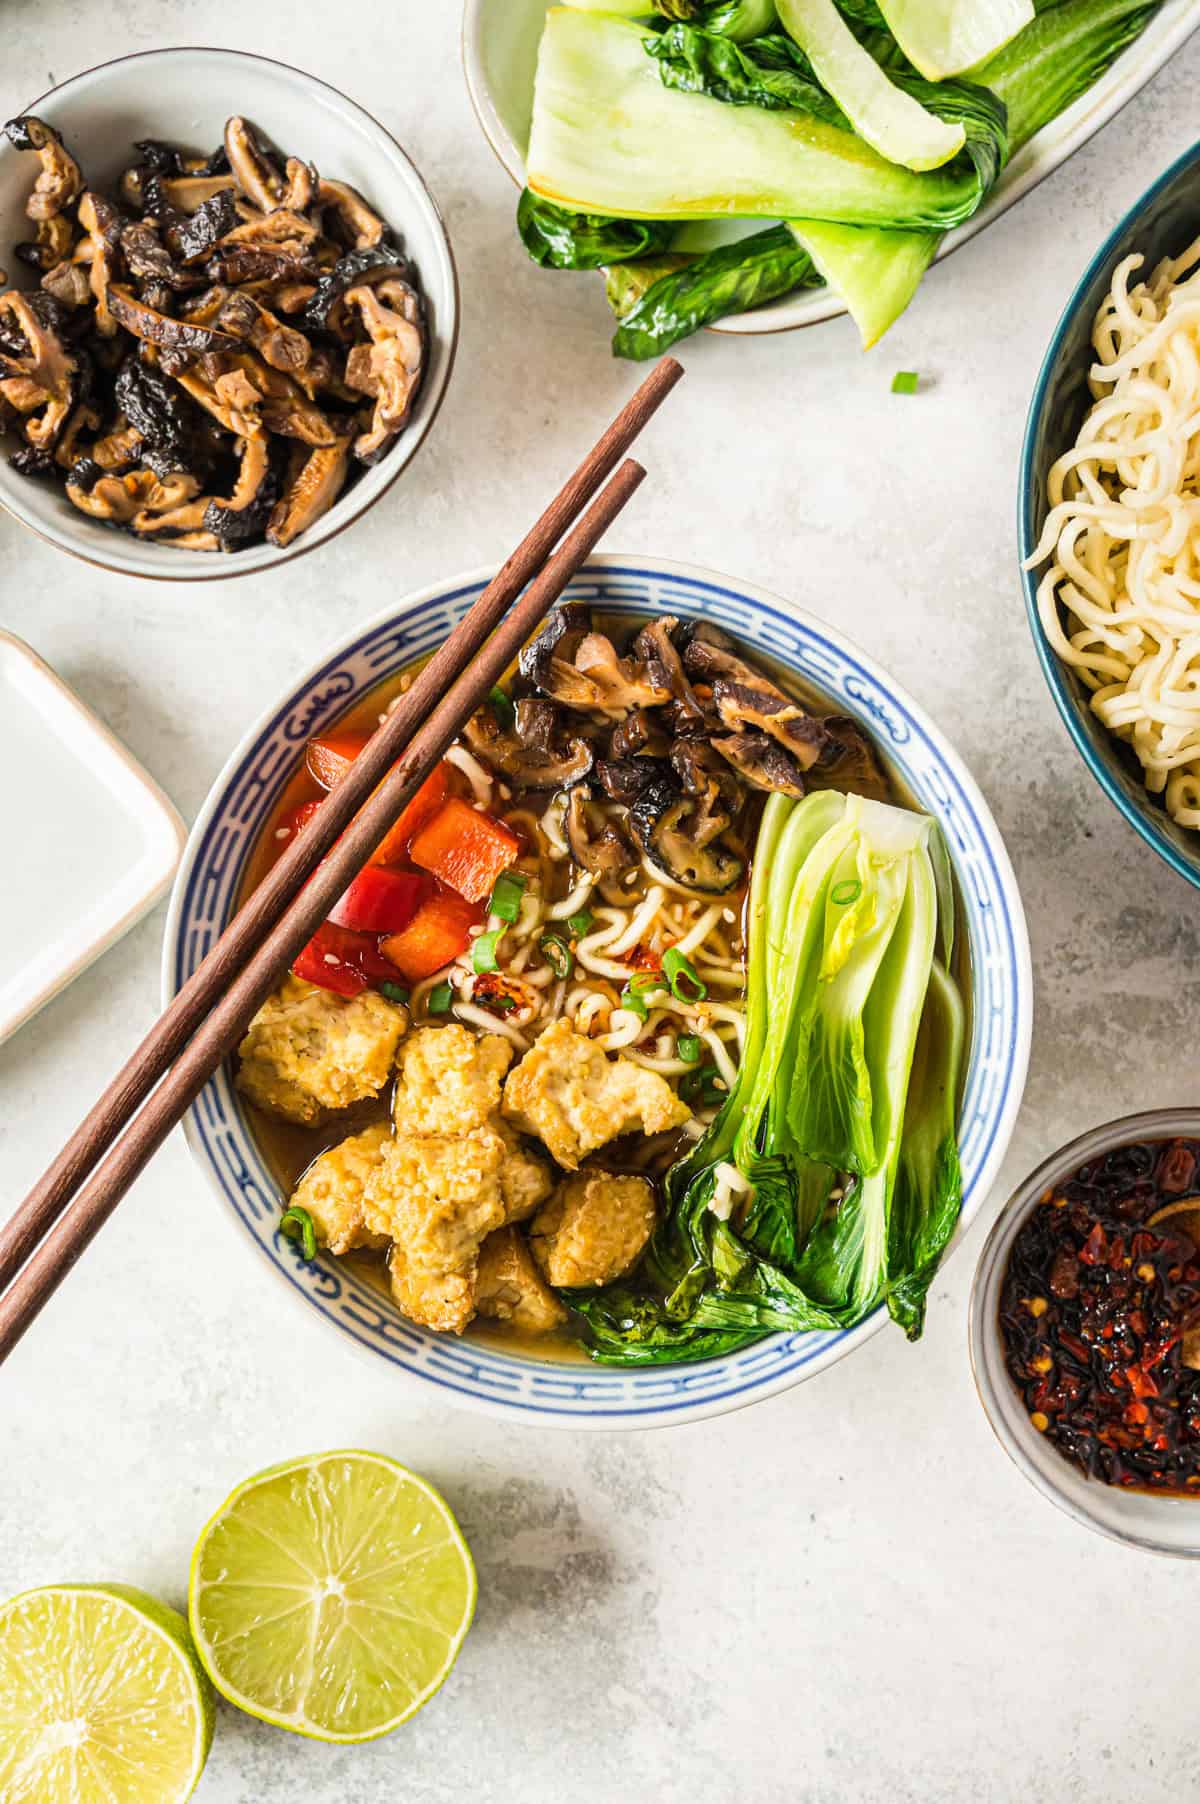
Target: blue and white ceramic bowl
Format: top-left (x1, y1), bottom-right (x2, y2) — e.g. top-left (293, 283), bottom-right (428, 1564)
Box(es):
top-left (163, 556), bottom-right (1032, 1429)
top-left (1020, 140), bottom-right (1200, 892)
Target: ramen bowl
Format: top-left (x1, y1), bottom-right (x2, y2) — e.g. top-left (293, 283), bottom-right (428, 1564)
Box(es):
top-left (1020, 138), bottom-right (1200, 893)
top-left (0, 47), bottom-right (458, 581)
top-left (164, 555), bottom-right (1032, 1428)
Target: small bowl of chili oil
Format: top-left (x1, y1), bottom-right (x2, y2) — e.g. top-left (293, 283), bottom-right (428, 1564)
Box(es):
top-left (969, 1110), bottom-right (1200, 1557)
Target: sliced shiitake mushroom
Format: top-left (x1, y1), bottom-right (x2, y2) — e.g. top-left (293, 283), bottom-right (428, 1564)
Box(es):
top-left (711, 730), bottom-right (809, 797)
top-left (342, 278), bottom-right (424, 462)
top-left (4, 117), bottom-right (83, 221)
top-left (266, 437), bottom-right (351, 547)
top-left (0, 291), bottom-right (80, 451)
top-left (566, 787), bottom-right (631, 876)
top-left (683, 623), bottom-right (832, 769)
top-left (317, 178), bottom-right (385, 250)
top-left (628, 772), bottom-right (744, 895)
top-left (464, 698), bottom-right (594, 792)
top-left (519, 607), bottom-right (670, 716)
top-left (804, 715), bottom-right (891, 803)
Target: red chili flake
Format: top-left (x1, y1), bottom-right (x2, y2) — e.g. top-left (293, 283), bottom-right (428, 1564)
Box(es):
top-left (1079, 1224), bottom-right (1109, 1266)
top-left (1159, 1143), bottom-right (1197, 1194)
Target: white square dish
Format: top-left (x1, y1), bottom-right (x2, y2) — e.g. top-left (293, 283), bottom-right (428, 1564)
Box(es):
top-left (0, 630), bottom-right (185, 1042)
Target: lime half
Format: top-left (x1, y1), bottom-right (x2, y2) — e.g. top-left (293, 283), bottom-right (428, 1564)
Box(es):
top-left (0, 1583), bottom-right (214, 1803)
top-left (189, 1450), bottom-right (476, 1742)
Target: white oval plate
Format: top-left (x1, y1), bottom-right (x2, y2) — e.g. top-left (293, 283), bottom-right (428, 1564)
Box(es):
top-left (462, 0), bottom-right (1200, 337)
top-left (164, 555), bottom-right (1032, 1430)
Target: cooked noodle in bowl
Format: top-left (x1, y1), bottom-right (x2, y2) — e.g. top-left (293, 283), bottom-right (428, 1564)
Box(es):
top-left (1028, 237), bottom-right (1200, 828)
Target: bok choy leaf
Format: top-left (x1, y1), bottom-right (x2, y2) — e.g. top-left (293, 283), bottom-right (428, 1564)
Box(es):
top-left (526, 9), bottom-right (999, 230)
top-left (517, 190), bottom-right (676, 269)
top-left (776, 0), bottom-right (967, 171)
top-left (869, 0), bottom-right (1034, 78)
top-left (574, 790), bottom-right (965, 1365)
top-left (610, 225), bottom-right (820, 358)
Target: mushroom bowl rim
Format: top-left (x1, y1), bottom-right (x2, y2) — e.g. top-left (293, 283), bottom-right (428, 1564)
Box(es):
top-left (163, 553), bottom-right (1032, 1430)
top-left (0, 44), bottom-right (460, 584)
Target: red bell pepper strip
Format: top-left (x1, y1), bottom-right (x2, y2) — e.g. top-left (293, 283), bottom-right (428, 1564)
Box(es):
top-left (306, 731), bottom-right (371, 792)
top-left (292, 921), bottom-right (404, 998)
top-left (408, 798), bottom-right (520, 904)
top-left (380, 890), bottom-right (481, 983)
top-left (328, 867), bottom-right (429, 935)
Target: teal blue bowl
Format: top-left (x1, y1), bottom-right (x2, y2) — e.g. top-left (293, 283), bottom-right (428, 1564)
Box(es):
top-left (1020, 138), bottom-right (1200, 892)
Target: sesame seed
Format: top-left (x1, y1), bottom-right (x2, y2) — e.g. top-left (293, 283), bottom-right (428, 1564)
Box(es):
top-left (323, 954), bottom-right (341, 966)
top-left (274, 828), bottom-right (290, 840)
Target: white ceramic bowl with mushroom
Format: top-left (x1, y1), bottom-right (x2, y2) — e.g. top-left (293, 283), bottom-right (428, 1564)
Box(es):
top-left (0, 48), bottom-right (458, 581)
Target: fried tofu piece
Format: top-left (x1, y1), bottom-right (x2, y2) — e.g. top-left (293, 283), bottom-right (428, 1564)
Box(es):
top-left (290, 1122), bottom-right (391, 1256)
top-left (495, 1120), bottom-right (554, 1224)
top-left (530, 1171), bottom-right (656, 1289)
top-left (502, 1019), bottom-right (691, 1169)
top-left (236, 976), bottom-right (407, 1127)
top-left (365, 1126), bottom-right (510, 1334)
top-left (475, 1227), bottom-right (568, 1335)
top-left (392, 1023), bottom-right (512, 1136)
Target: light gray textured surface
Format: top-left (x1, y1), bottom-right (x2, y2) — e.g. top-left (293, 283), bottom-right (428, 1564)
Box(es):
top-left (2, 6), bottom-right (1198, 1800)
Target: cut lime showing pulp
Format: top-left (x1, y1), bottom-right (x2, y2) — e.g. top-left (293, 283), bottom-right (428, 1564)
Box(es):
top-left (0, 1583), bottom-right (214, 1803)
top-left (188, 1450), bottom-right (476, 1742)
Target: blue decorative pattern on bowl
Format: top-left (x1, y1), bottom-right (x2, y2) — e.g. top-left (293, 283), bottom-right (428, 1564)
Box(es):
top-left (164, 557), bottom-right (1032, 1429)
top-left (1020, 139), bottom-right (1200, 892)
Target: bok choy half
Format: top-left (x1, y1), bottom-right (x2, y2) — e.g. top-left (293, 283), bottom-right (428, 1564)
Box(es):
top-left (516, 0), bottom-right (1163, 355)
top-left (575, 790), bottom-right (966, 1365)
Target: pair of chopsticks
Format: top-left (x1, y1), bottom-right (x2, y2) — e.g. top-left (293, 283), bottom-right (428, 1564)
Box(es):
top-left (0, 356), bottom-right (684, 1366)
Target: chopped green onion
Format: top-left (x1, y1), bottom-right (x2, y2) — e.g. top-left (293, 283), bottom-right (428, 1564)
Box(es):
top-left (489, 870), bottom-right (526, 924)
top-left (489, 685), bottom-right (515, 729)
top-left (662, 948), bottom-right (707, 1003)
top-left (380, 982), bottom-right (410, 1004)
top-left (831, 878), bottom-right (863, 907)
top-left (891, 370), bottom-right (919, 395)
top-left (676, 1034), bottom-right (702, 1064)
top-left (540, 933), bottom-right (574, 979)
top-left (679, 1064), bottom-right (724, 1107)
top-left (473, 929), bottom-right (503, 975)
top-left (618, 971), bottom-right (661, 1022)
top-left (279, 1205), bottom-right (317, 1261)
top-left (566, 908), bottom-right (594, 937)
top-left (427, 981), bottom-right (453, 1014)
top-left (486, 993), bottom-right (516, 1013)
top-left (619, 985), bottom-right (648, 1022)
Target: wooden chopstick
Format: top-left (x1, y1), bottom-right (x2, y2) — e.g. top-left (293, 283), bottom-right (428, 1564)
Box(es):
top-left (0, 355), bottom-right (682, 1310)
top-left (0, 452), bottom-right (652, 1364)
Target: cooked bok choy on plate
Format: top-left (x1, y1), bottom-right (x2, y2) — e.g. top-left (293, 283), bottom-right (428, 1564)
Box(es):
top-left (517, 0), bottom-right (1164, 354)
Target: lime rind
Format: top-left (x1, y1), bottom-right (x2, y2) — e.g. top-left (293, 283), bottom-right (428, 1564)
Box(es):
top-left (0, 1582), bottom-right (214, 1804)
top-left (188, 1449), bottom-right (476, 1743)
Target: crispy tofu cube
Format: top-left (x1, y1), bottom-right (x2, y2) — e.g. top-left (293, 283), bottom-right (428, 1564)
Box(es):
top-left (495, 1120), bottom-right (554, 1224)
top-left (475, 1227), bottom-right (568, 1335)
top-left (364, 1126), bottom-right (510, 1334)
top-left (392, 1023), bottom-right (512, 1136)
top-left (236, 976), bottom-right (407, 1127)
top-left (290, 1122), bottom-right (392, 1256)
top-left (530, 1171), bottom-right (656, 1289)
top-left (502, 1019), bottom-right (690, 1169)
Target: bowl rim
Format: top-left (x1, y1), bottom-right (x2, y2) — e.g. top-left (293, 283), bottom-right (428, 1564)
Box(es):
top-left (0, 44), bottom-right (461, 583)
top-left (1018, 134), bottom-right (1200, 895)
top-left (968, 1106), bottom-right (1200, 1556)
top-left (459, 0), bottom-right (1200, 341)
top-left (163, 551), bottom-right (1033, 1429)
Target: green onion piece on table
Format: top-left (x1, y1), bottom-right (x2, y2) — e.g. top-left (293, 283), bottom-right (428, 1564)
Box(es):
top-left (891, 370), bottom-right (919, 394)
